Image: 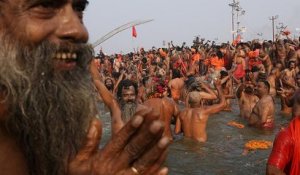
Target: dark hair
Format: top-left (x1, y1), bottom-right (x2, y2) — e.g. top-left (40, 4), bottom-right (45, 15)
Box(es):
top-left (257, 72), bottom-right (267, 82)
top-left (104, 77), bottom-right (113, 84)
top-left (142, 77), bottom-right (149, 86)
top-left (172, 69), bottom-right (181, 79)
top-left (220, 70), bottom-right (229, 77)
top-left (288, 60), bottom-right (296, 67)
top-left (216, 50), bottom-right (223, 58)
top-left (112, 71), bottom-right (121, 79)
top-left (117, 79), bottom-right (138, 99)
top-left (142, 57), bottom-right (147, 64)
top-left (258, 80), bottom-right (270, 92)
top-left (251, 66), bottom-right (260, 73)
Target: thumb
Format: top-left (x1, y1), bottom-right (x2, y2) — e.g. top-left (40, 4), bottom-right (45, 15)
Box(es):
top-left (75, 118), bottom-right (102, 161)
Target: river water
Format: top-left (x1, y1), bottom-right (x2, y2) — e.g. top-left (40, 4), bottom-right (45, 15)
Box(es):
top-left (98, 98), bottom-right (290, 175)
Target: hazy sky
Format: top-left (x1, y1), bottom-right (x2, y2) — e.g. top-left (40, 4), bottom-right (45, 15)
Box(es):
top-left (84, 0), bottom-right (300, 54)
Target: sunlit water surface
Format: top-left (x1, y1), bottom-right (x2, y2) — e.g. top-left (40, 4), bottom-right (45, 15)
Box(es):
top-left (97, 98), bottom-right (290, 175)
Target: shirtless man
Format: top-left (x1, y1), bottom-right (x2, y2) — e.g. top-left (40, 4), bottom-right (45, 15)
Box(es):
top-left (280, 60), bottom-right (297, 114)
top-left (220, 70), bottom-right (234, 111)
top-left (248, 80), bottom-right (275, 129)
top-left (236, 81), bottom-right (259, 119)
top-left (267, 68), bottom-right (281, 97)
top-left (281, 60), bottom-right (297, 90)
top-left (278, 73), bottom-right (300, 119)
top-left (175, 80), bottom-right (226, 142)
top-left (258, 47), bottom-right (273, 75)
top-left (143, 97), bottom-right (180, 140)
top-left (276, 40), bottom-right (287, 68)
top-left (168, 69), bottom-right (185, 103)
top-left (0, 1), bottom-right (169, 175)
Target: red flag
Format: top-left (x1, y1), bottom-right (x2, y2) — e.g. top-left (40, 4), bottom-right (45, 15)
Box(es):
top-left (132, 26), bottom-right (137, 38)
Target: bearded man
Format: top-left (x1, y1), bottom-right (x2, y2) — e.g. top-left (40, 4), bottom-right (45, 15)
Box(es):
top-left (104, 77), bottom-right (115, 93)
top-left (117, 79), bottom-right (143, 123)
top-left (236, 81), bottom-right (259, 119)
top-left (0, 0), bottom-right (169, 175)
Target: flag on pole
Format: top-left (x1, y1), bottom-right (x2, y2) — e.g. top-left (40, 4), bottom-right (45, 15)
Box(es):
top-left (232, 34), bottom-right (241, 46)
top-left (132, 26), bottom-right (137, 38)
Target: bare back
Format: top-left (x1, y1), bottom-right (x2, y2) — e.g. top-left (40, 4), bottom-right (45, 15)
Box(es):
top-left (178, 108), bottom-right (208, 142)
top-left (143, 98), bottom-right (179, 139)
top-left (168, 78), bottom-right (185, 102)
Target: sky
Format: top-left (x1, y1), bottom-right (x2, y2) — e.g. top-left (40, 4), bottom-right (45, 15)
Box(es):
top-left (84, 0), bottom-right (300, 54)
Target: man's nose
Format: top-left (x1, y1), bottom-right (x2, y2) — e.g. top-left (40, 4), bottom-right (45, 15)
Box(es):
top-left (55, 4), bottom-right (89, 43)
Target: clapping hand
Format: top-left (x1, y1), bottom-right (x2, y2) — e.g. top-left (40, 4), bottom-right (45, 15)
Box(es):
top-left (68, 108), bottom-right (170, 175)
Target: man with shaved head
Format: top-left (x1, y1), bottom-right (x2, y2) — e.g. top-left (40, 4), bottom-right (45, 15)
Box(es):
top-left (175, 80), bottom-right (225, 142)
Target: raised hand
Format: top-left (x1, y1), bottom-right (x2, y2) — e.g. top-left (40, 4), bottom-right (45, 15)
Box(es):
top-left (68, 108), bottom-right (170, 175)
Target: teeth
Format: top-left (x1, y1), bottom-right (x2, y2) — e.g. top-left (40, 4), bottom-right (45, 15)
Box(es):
top-left (72, 53), bottom-right (77, 59)
top-left (61, 53), bottom-right (67, 60)
top-left (56, 53), bottom-right (62, 59)
top-left (67, 53), bottom-right (72, 59)
top-left (55, 52), bottom-right (77, 60)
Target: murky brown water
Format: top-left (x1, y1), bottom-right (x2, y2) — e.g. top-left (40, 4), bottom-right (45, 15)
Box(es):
top-left (98, 98), bottom-right (290, 175)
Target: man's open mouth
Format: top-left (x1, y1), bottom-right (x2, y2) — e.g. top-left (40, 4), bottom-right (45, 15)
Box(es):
top-left (54, 52), bottom-right (77, 61)
top-left (53, 52), bottom-right (78, 70)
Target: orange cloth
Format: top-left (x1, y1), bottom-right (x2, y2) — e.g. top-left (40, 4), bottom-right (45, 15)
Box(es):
top-left (227, 121), bottom-right (245, 129)
top-left (159, 49), bottom-right (167, 58)
top-left (248, 49), bottom-right (259, 58)
top-left (210, 56), bottom-right (224, 70)
top-left (191, 53), bottom-right (201, 64)
top-left (245, 140), bottom-right (273, 150)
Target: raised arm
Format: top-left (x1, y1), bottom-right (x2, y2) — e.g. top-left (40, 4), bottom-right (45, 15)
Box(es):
top-left (203, 80), bottom-right (226, 115)
top-left (90, 61), bottom-right (124, 136)
top-left (236, 84), bottom-right (245, 99)
top-left (199, 82), bottom-right (218, 100)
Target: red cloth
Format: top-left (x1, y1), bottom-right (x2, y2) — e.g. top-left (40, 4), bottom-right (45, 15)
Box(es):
top-left (248, 58), bottom-right (262, 70)
top-left (261, 120), bottom-right (274, 129)
top-left (233, 64), bottom-right (245, 79)
top-left (132, 26), bottom-right (137, 38)
top-left (290, 117), bottom-right (300, 175)
top-left (268, 117), bottom-right (300, 174)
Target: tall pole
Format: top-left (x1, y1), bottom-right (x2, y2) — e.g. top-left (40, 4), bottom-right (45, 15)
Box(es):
top-left (231, 5), bottom-right (235, 41)
top-left (229, 0), bottom-right (245, 42)
top-left (269, 15), bottom-right (278, 42)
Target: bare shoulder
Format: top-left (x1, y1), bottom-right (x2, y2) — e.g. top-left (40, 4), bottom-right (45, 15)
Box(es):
top-left (162, 97), bottom-right (176, 106)
top-left (136, 104), bottom-right (149, 112)
top-left (260, 96), bottom-right (274, 106)
top-left (179, 108), bottom-right (190, 118)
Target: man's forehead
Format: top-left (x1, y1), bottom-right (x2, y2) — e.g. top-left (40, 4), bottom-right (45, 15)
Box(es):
top-left (23, 0), bottom-right (88, 6)
top-left (122, 86), bottom-right (135, 93)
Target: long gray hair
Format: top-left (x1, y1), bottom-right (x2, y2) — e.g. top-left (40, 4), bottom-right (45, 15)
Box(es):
top-left (0, 33), bottom-right (98, 175)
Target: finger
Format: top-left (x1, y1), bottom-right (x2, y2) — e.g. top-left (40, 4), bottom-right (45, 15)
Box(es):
top-left (133, 137), bottom-right (170, 175)
top-left (102, 108), bottom-right (152, 157)
top-left (116, 166), bottom-right (168, 175)
top-left (157, 167), bottom-right (169, 175)
top-left (74, 118), bottom-right (102, 161)
top-left (114, 120), bottom-right (165, 169)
